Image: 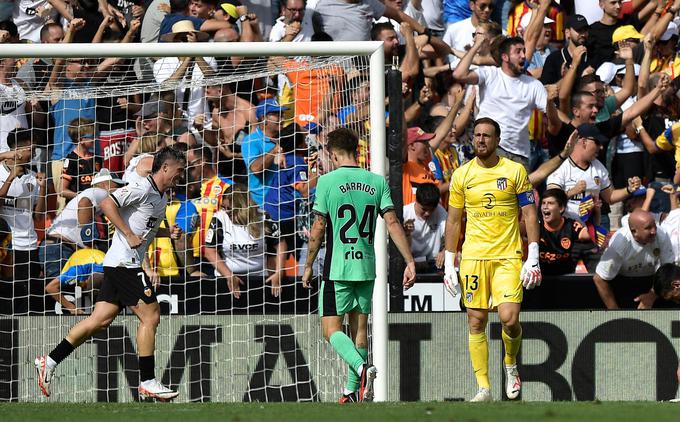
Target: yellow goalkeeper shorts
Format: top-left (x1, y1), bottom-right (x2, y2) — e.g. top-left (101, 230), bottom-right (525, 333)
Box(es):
top-left (459, 259), bottom-right (522, 309)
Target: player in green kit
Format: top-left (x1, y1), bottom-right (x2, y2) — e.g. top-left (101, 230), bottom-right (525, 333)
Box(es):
top-left (302, 128), bottom-right (416, 403)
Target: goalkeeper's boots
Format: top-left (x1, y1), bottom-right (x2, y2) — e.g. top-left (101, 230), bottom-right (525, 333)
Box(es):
top-left (138, 379), bottom-right (179, 401)
top-left (338, 391), bottom-right (358, 404)
top-left (358, 364), bottom-right (377, 402)
top-left (470, 387), bottom-right (491, 402)
top-left (35, 356), bottom-right (55, 397)
top-left (505, 364), bottom-right (521, 400)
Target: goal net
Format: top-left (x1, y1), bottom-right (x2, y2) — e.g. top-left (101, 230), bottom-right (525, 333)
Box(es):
top-left (0, 41), bottom-right (387, 403)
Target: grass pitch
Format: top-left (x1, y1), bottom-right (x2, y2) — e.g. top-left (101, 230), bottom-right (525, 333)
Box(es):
top-left (2, 401), bottom-right (679, 422)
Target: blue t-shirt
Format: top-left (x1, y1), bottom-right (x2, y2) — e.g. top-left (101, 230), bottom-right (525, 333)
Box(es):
top-left (264, 154), bottom-right (308, 221)
top-left (175, 199), bottom-right (198, 233)
top-left (58, 263), bottom-right (104, 287)
top-left (50, 81), bottom-right (96, 160)
top-left (159, 14), bottom-right (205, 41)
top-left (241, 127), bottom-right (278, 207)
top-left (444, 0), bottom-right (472, 24)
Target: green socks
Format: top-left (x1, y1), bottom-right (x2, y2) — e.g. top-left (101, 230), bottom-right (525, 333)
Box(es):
top-left (345, 347), bottom-right (368, 392)
top-left (329, 331), bottom-right (365, 377)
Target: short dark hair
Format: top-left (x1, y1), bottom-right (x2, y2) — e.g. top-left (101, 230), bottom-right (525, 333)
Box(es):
top-left (474, 117), bottom-right (501, 138)
top-left (151, 145), bottom-right (187, 174)
top-left (6, 129), bottom-right (32, 150)
top-left (542, 188), bottom-right (568, 208)
top-left (576, 73), bottom-right (602, 91)
top-left (327, 128), bottom-right (359, 156)
top-left (279, 123), bottom-right (307, 154)
top-left (312, 31), bottom-right (333, 42)
top-left (498, 36), bottom-right (524, 60)
top-left (170, 0), bottom-right (190, 13)
top-left (572, 91), bottom-right (595, 108)
top-left (371, 22), bottom-right (395, 41)
top-left (415, 183), bottom-right (441, 209)
top-left (653, 264), bottom-right (680, 298)
top-left (0, 20), bottom-right (18, 39)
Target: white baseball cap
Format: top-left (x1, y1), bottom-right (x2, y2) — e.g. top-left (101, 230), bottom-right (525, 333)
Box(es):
top-left (519, 11), bottom-right (555, 31)
top-left (661, 21), bottom-right (679, 42)
top-left (596, 62), bottom-right (623, 85)
top-left (92, 168), bottom-right (126, 186)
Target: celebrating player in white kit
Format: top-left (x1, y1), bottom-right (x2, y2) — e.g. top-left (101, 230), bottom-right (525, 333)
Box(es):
top-left (35, 146), bottom-right (186, 401)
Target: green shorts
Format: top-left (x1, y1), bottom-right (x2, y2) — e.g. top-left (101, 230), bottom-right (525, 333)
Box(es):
top-left (319, 279), bottom-right (375, 317)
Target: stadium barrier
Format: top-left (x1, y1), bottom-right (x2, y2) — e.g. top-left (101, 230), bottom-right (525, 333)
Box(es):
top-left (2, 311), bottom-right (679, 402)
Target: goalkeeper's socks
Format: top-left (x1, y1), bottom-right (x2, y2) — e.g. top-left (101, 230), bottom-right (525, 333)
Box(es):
top-left (468, 332), bottom-right (490, 390)
top-left (502, 326), bottom-right (522, 366)
top-left (345, 347), bottom-right (368, 392)
top-left (48, 338), bottom-right (75, 368)
top-left (139, 355), bottom-right (155, 382)
top-left (329, 331), bottom-right (365, 376)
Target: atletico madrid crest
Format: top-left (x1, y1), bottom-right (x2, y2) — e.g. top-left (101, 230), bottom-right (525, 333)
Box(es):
top-left (497, 177), bottom-right (507, 191)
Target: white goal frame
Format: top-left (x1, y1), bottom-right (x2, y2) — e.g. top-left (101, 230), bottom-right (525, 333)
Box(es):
top-left (3, 41), bottom-right (388, 402)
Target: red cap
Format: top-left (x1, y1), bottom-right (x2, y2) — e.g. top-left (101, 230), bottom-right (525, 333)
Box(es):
top-left (407, 127), bottom-right (435, 145)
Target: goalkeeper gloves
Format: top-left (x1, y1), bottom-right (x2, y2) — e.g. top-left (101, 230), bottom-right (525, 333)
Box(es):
top-left (521, 242), bottom-right (542, 289)
top-left (443, 250), bottom-right (462, 298)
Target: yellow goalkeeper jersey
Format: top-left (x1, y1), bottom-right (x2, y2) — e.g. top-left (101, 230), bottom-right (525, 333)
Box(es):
top-left (449, 157), bottom-right (534, 260)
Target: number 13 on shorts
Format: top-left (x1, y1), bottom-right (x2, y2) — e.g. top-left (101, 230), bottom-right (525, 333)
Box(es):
top-left (459, 259), bottom-right (523, 309)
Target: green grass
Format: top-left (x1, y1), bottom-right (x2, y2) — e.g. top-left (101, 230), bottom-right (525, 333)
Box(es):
top-left (1, 402), bottom-right (679, 422)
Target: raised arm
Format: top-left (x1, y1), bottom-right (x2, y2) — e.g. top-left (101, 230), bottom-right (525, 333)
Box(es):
top-left (622, 73), bottom-right (670, 127)
top-left (523, 0), bottom-right (551, 63)
top-left (613, 42), bottom-right (636, 109)
top-left (638, 34), bottom-right (656, 99)
top-left (429, 90), bottom-right (464, 149)
top-left (452, 34), bottom-right (484, 85)
top-left (399, 22), bottom-right (420, 82)
top-left (558, 45), bottom-right (587, 114)
top-left (383, 4), bottom-right (426, 35)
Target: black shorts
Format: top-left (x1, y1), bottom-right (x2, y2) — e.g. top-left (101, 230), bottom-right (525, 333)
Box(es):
top-left (96, 267), bottom-right (157, 306)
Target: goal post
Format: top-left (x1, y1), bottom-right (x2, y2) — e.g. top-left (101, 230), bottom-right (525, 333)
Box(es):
top-left (0, 41), bottom-right (389, 402)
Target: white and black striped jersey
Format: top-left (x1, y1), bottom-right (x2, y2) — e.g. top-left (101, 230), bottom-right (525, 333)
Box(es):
top-left (103, 175), bottom-right (167, 268)
top-left (0, 80), bottom-right (27, 152)
top-left (123, 153), bottom-right (153, 186)
top-left (205, 209), bottom-right (279, 277)
top-left (0, 163), bottom-right (39, 250)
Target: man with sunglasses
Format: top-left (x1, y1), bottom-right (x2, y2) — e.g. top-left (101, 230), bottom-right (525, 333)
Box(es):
top-left (270, 0), bottom-right (314, 42)
top-left (442, 0), bottom-right (493, 53)
top-left (547, 124), bottom-right (640, 222)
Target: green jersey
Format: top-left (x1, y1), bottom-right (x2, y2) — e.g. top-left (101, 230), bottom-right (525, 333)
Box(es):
top-left (312, 166), bottom-right (394, 281)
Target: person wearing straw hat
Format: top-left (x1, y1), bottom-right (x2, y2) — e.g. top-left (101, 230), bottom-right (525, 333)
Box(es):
top-left (158, 0), bottom-right (233, 41)
top-left (154, 20), bottom-right (217, 132)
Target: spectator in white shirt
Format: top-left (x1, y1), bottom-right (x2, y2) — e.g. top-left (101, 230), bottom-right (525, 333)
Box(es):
top-left (154, 21), bottom-right (217, 131)
top-left (0, 129), bottom-right (46, 314)
top-left (443, 0), bottom-right (493, 52)
top-left (402, 183), bottom-right (447, 272)
top-left (594, 210), bottom-right (674, 309)
top-left (547, 124), bottom-right (640, 223)
top-left (453, 35), bottom-right (547, 169)
top-left (269, 0), bottom-right (315, 42)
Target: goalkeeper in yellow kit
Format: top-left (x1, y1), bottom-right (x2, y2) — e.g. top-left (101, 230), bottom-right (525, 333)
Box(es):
top-left (443, 117), bottom-right (542, 402)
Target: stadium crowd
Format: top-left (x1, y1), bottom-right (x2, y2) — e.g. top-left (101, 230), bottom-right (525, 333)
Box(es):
top-left (2, 0), bottom-right (680, 314)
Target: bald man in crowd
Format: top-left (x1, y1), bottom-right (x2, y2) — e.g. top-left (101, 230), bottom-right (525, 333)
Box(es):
top-left (594, 210), bottom-right (674, 309)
